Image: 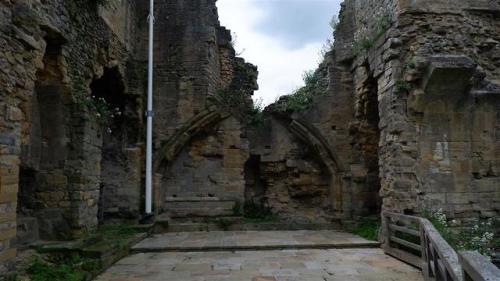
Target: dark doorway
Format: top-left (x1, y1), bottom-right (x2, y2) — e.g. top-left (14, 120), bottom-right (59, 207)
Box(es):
top-left (91, 67), bottom-right (140, 222)
top-left (244, 155), bottom-right (266, 204)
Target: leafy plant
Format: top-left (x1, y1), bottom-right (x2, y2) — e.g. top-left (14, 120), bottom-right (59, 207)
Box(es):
top-left (345, 218), bottom-right (380, 241)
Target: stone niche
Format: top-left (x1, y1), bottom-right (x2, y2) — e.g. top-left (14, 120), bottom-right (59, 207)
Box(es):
top-left (160, 116), bottom-right (249, 218)
top-left (18, 31), bottom-right (72, 242)
top-left (247, 117), bottom-right (334, 223)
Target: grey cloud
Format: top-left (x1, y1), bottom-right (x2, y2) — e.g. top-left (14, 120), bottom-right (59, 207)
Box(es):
top-left (253, 0), bottom-right (341, 49)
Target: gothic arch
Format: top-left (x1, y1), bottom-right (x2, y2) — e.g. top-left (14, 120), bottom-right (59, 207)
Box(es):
top-left (287, 118), bottom-right (348, 215)
top-left (157, 108), bottom-right (231, 167)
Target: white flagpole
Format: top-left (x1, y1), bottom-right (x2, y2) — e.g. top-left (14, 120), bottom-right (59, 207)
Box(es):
top-left (145, 0), bottom-right (154, 215)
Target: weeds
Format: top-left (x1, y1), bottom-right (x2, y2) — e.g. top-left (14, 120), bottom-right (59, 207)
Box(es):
top-left (211, 90), bottom-right (264, 127)
top-left (395, 80), bottom-right (412, 92)
top-left (277, 68), bottom-right (326, 113)
top-left (345, 218), bottom-right (380, 241)
top-left (243, 200), bottom-right (278, 223)
top-left (28, 256), bottom-right (92, 281)
top-left (353, 15), bottom-right (392, 55)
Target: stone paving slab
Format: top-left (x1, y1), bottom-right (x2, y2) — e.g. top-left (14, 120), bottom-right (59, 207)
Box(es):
top-left (132, 231), bottom-right (380, 252)
top-left (95, 248), bottom-right (423, 281)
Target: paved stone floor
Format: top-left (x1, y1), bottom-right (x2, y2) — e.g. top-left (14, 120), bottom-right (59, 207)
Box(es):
top-left (96, 231), bottom-right (423, 280)
top-left (132, 230), bottom-right (380, 252)
top-left (96, 249), bottom-right (423, 281)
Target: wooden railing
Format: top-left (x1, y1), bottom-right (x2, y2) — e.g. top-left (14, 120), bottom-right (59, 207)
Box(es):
top-left (381, 212), bottom-right (500, 281)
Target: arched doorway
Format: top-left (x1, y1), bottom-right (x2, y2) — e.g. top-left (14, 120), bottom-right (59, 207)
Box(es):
top-left (90, 67), bottom-right (141, 222)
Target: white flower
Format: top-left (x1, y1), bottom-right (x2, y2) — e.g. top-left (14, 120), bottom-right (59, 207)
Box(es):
top-left (96, 113), bottom-right (101, 118)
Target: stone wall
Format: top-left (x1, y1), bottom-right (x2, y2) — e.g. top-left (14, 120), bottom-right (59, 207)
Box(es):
top-left (248, 118), bottom-right (333, 223)
top-left (396, 1), bottom-right (500, 222)
top-left (149, 0), bottom-right (257, 219)
top-left (0, 0), bottom-right (140, 274)
top-left (331, 0), bottom-right (500, 224)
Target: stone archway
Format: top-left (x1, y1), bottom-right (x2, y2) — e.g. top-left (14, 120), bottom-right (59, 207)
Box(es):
top-left (158, 108), bottom-right (231, 166)
top-left (156, 109), bottom-right (247, 218)
top-left (287, 119), bottom-right (347, 217)
top-left (90, 67), bottom-right (142, 221)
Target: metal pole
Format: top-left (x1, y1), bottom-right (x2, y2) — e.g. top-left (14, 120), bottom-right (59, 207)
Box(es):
top-left (145, 0), bottom-right (154, 215)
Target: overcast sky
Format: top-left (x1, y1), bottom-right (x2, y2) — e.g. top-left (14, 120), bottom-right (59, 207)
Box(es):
top-left (217, 0), bottom-right (342, 105)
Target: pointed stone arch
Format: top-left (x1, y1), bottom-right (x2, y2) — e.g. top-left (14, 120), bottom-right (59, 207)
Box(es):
top-left (287, 118), bottom-right (348, 216)
top-left (157, 108), bottom-right (231, 167)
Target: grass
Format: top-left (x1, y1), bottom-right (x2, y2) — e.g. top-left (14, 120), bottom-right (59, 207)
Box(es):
top-left (28, 256), bottom-right (97, 281)
top-left (28, 224), bottom-right (146, 281)
top-left (345, 218), bottom-right (380, 241)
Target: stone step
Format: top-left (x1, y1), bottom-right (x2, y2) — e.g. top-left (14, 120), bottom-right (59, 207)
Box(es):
top-left (131, 230), bottom-right (380, 253)
top-left (163, 197), bottom-right (238, 218)
top-left (153, 214), bottom-right (342, 233)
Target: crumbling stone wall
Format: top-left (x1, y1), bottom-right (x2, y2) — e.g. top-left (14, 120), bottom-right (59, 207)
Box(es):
top-left (248, 117), bottom-right (333, 223)
top-left (331, 0), bottom-right (500, 224)
top-left (149, 0), bottom-right (257, 219)
top-left (397, 0), bottom-right (500, 222)
top-left (0, 0), bottom-right (140, 273)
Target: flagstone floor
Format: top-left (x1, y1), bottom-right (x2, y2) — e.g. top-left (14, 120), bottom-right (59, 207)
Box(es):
top-left (95, 231), bottom-right (423, 281)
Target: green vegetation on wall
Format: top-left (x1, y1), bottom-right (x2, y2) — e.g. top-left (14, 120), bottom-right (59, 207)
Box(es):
top-left (275, 67), bottom-right (327, 113)
top-left (353, 15), bottom-right (391, 55)
top-left (211, 89), bottom-right (265, 127)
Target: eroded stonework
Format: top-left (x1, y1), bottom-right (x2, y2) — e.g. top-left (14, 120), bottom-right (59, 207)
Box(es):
top-left (1, 0), bottom-right (500, 276)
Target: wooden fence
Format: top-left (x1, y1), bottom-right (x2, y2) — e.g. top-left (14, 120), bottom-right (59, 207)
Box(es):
top-left (381, 212), bottom-right (500, 281)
